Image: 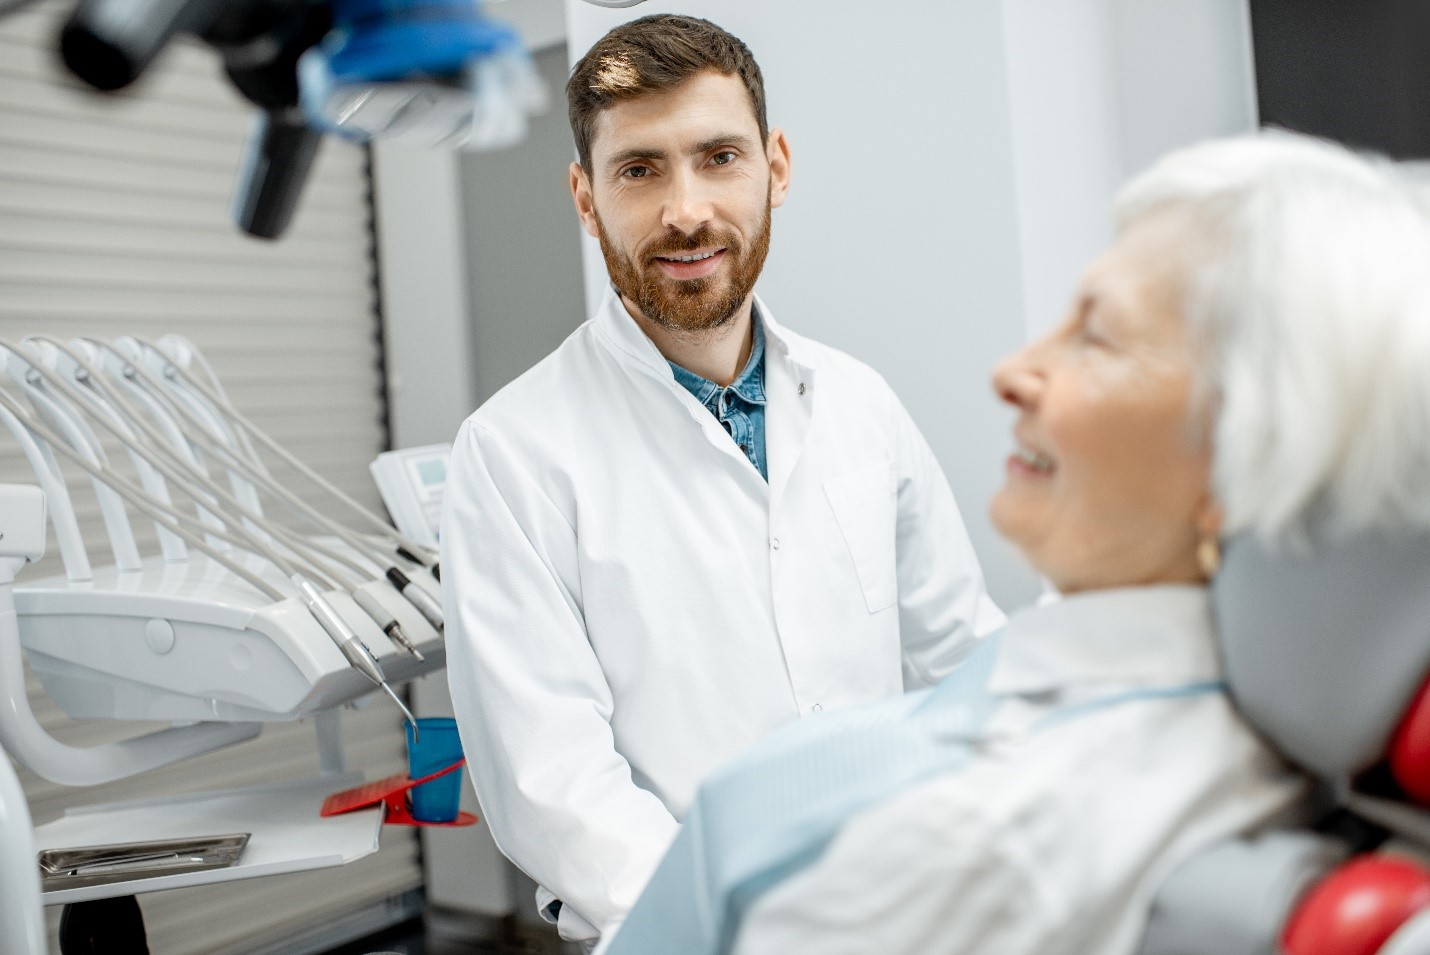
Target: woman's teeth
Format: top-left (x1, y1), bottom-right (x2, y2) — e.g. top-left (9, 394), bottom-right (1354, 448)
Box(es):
top-left (1014, 446), bottom-right (1055, 473)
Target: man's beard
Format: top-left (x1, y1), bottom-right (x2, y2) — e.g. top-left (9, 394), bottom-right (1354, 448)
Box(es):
top-left (596, 202), bottom-right (772, 333)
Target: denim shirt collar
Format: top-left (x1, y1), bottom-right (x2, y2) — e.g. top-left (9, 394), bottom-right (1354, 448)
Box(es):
top-left (667, 312), bottom-right (767, 406)
top-left (593, 286), bottom-right (810, 383)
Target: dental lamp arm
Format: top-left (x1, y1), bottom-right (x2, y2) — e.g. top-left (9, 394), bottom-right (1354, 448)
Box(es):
top-left (233, 108), bottom-right (324, 239)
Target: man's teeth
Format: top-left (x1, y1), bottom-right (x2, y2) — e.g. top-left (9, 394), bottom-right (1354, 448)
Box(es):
top-left (1014, 446), bottom-right (1055, 472)
top-left (664, 251), bottom-right (718, 263)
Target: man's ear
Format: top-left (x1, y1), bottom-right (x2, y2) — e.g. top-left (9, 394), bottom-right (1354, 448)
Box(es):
top-left (767, 127), bottom-right (791, 210)
top-left (570, 161), bottom-right (601, 238)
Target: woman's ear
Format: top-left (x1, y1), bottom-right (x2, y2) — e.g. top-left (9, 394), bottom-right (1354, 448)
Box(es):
top-left (1195, 497), bottom-right (1225, 579)
top-left (1196, 498), bottom-right (1224, 543)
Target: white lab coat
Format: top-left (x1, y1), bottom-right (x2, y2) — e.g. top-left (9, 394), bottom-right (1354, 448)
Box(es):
top-left (440, 288), bottom-right (1004, 942)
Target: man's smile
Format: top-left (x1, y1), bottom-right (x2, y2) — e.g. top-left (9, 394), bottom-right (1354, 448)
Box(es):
top-left (651, 247), bottom-right (727, 280)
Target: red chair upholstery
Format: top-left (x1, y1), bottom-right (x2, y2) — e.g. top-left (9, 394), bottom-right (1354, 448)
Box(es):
top-left (1281, 856), bottom-right (1430, 955)
top-left (1389, 674), bottom-right (1430, 805)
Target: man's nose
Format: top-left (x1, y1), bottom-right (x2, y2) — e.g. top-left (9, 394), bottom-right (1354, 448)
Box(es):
top-left (661, 168), bottom-right (714, 235)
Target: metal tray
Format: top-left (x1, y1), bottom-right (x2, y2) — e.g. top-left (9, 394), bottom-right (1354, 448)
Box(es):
top-left (38, 833), bottom-right (250, 892)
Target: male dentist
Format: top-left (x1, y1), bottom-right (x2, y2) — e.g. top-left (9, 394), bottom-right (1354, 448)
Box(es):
top-left (441, 14), bottom-right (1004, 947)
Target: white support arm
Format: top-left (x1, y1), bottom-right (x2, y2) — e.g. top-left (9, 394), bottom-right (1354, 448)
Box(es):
top-left (0, 574), bottom-right (262, 784)
top-left (0, 495), bottom-right (261, 786)
top-left (0, 746), bottom-right (44, 954)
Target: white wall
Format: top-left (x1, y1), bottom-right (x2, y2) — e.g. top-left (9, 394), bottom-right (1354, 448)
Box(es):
top-left (374, 144), bottom-right (478, 450)
top-left (1003, 0), bottom-right (1258, 339)
top-left (377, 0), bottom-right (570, 452)
top-left (375, 0), bottom-right (574, 920)
top-left (565, 0), bottom-right (1257, 609)
top-left (489, 0), bottom-right (568, 52)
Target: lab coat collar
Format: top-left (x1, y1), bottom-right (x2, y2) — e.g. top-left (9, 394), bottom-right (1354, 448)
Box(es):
top-left (988, 584), bottom-right (1221, 696)
top-left (593, 285), bottom-right (817, 499)
top-left (593, 285), bottom-right (815, 384)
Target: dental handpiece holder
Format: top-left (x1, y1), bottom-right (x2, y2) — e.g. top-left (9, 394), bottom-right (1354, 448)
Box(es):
top-left (0, 481), bottom-right (443, 781)
top-left (8, 533), bottom-right (442, 745)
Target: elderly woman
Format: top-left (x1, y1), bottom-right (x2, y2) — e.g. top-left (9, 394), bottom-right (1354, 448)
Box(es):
top-left (595, 131), bottom-right (1430, 955)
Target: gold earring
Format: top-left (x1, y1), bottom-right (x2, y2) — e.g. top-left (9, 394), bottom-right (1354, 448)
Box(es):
top-left (1197, 537), bottom-right (1221, 578)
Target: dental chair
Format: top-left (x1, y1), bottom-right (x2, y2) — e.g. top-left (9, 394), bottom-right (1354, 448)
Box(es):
top-left (1139, 527), bottom-right (1430, 955)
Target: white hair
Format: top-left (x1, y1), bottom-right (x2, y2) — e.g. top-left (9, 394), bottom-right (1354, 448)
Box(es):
top-left (1115, 131), bottom-right (1430, 545)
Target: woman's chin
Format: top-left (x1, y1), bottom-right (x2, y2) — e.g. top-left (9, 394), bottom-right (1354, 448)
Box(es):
top-left (987, 485), bottom-right (1028, 543)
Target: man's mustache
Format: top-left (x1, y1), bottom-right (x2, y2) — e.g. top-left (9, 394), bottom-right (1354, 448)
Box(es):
top-left (641, 228), bottom-right (738, 262)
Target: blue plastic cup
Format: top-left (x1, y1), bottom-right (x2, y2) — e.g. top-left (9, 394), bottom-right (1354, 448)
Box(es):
top-left (405, 717), bottom-right (464, 823)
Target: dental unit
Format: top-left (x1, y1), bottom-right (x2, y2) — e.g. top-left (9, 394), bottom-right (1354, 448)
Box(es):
top-left (0, 332), bottom-right (460, 952)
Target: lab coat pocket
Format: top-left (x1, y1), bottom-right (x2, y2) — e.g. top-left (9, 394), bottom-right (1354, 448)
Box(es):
top-left (824, 462), bottom-right (898, 613)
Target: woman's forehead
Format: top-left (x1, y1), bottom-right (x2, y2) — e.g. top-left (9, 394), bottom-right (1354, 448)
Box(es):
top-left (1081, 214), bottom-right (1207, 321)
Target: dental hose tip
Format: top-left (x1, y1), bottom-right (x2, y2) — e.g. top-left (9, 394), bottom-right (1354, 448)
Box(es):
top-left (386, 566), bottom-right (444, 632)
top-left (391, 623), bottom-right (424, 662)
top-left (352, 587), bottom-right (426, 660)
top-left (292, 574), bottom-right (416, 729)
top-left (381, 681), bottom-right (418, 736)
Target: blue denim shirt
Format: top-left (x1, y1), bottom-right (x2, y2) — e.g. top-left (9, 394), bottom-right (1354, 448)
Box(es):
top-left (668, 315), bottom-right (768, 481)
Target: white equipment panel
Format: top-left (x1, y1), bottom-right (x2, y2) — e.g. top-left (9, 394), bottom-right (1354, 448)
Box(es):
top-left (370, 445), bottom-right (450, 548)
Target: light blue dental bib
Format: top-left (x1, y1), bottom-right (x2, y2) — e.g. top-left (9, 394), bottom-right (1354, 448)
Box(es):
top-left (603, 635), bottom-right (1223, 955)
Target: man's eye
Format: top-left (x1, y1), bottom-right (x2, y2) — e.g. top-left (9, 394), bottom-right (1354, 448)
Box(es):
top-left (710, 151), bottom-right (736, 166)
top-left (623, 165), bottom-right (651, 179)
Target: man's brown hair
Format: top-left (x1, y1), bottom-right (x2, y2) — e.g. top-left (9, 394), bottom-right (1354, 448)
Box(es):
top-left (567, 15), bottom-right (768, 171)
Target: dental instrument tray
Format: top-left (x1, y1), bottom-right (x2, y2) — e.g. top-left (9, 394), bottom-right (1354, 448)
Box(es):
top-left (16, 552), bottom-right (444, 723)
top-left (38, 833), bottom-right (250, 892)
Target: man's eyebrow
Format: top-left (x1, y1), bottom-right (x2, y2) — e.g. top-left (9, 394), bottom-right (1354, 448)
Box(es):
top-left (606, 147), bottom-right (666, 169)
top-left (605, 134), bottom-right (758, 170)
top-left (691, 134), bottom-right (757, 155)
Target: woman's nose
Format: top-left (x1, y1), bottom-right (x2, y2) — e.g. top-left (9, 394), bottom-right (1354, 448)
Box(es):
top-left (992, 346), bottom-right (1043, 409)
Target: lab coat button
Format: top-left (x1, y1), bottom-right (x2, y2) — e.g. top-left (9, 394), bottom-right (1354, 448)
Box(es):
top-left (810, 703), bottom-right (823, 713)
top-left (798, 383), bottom-right (806, 396)
top-left (771, 537), bottom-right (781, 551)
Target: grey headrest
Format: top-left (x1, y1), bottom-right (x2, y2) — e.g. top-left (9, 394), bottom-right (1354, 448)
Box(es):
top-left (1212, 529), bottom-right (1430, 779)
